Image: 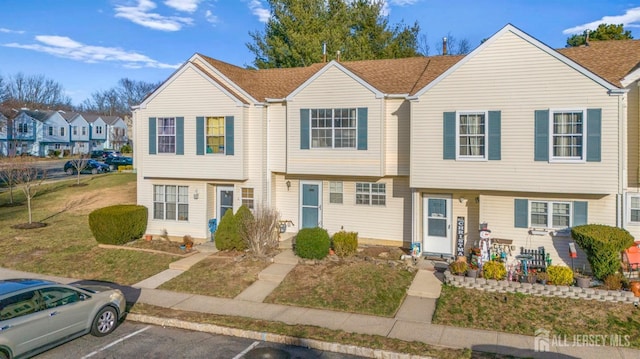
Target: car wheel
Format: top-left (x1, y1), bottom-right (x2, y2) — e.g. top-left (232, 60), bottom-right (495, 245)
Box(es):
top-left (0, 350), bottom-right (8, 359)
top-left (65, 168), bottom-right (74, 175)
top-left (91, 306), bottom-right (118, 337)
top-left (109, 164), bottom-right (115, 171)
top-left (91, 168), bottom-right (98, 175)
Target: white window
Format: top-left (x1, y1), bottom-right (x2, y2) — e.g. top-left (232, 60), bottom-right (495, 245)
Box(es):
top-left (73, 126), bottom-right (78, 135)
top-left (629, 196), bottom-right (640, 223)
top-left (356, 182), bottom-right (386, 206)
top-left (311, 108), bottom-right (357, 149)
top-left (153, 185), bottom-right (189, 221)
top-left (241, 187), bottom-right (254, 209)
top-left (96, 126), bottom-right (103, 134)
top-left (329, 181), bottom-right (343, 204)
top-left (530, 201), bottom-right (571, 228)
top-left (17, 123), bottom-right (29, 134)
top-left (457, 112), bottom-right (486, 159)
top-left (205, 116), bottom-right (225, 154)
top-left (551, 110), bottom-right (584, 161)
top-left (157, 117), bottom-right (176, 154)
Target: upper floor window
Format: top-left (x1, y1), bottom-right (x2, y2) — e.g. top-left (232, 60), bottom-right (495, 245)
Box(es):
top-left (60, 127), bottom-right (65, 136)
top-left (19, 123), bottom-right (29, 133)
top-left (458, 112), bottom-right (486, 159)
top-left (629, 195), bottom-right (640, 223)
top-left (153, 185), bottom-right (189, 221)
top-left (82, 126), bottom-right (87, 136)
top-left (96, 126), bottom-right (103, 134)
top-left (356, 182), bottom-right (386, 206)
top-left (48, 126), bottom-right (53, 136)
top-left (311, 108), bottom-right (356, 149)
top-left (157, 117), bottom-right (176, 154)
top-left (206, 116), bottom-right (225, 154)
top-left (329, 181), bottom-right (343, 204)
top-left (551, 110), bottom-right (583, 161)
top-left (530, 201), bottom-right (571, 228)
top-left (73, 126), bottom-right (78, 135)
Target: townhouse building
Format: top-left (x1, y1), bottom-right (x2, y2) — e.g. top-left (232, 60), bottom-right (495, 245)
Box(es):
top-left (133, 24), bottom-right (640, 268)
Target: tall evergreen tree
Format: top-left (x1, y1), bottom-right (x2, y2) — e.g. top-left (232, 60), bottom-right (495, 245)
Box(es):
top-left (566, 23), bottom-right (633, 47)
top-left (247, 0), bottom-right (420, 68)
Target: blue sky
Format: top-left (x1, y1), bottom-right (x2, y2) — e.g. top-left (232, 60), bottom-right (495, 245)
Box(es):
top-left (1, 0), bottom-right (639, 105)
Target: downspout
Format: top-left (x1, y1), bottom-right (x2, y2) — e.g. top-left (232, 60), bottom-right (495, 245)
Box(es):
top-left (265, 105), bottom-right (271, 205)
top-left (380, 96), bottom-right (385, 177)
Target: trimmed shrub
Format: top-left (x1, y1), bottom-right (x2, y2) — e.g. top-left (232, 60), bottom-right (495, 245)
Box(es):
top-left (215, 209), bottom-right (246, 251)
top-left (332, 230), bottom-right (358, 257)
top-left (295, 227), bottom-right (330, 260)
top-left (547, 265), bottom-right (574, 286)
top-left (482, 260), bottom-right (507, 280)
top-left (449, 261), bottom-right (468, 275)
top-left (120, 144), bottom-right (132, 153)
top-left (572, 224), bottom-right (635, 280)
top-left (89, 205), bottom-right (147, 245)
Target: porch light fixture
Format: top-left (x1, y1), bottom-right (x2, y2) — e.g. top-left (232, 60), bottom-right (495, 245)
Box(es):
top-left (286, 180), bottom-right (291, 191)
top-left (458, 197), bottom-right (467, 204)
top-left (193, 189), bottom-right (199, 200)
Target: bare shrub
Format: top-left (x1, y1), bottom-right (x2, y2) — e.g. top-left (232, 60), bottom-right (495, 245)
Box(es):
top-left (239, 205), bottom-right (280, 257)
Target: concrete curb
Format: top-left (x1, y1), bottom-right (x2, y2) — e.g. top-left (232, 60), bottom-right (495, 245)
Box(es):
top-left (127, 314), bottom-right (438, 359)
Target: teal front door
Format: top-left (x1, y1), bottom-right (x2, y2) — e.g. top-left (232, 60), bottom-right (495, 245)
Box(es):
top-left (300, 181), bottom-right (321, 229)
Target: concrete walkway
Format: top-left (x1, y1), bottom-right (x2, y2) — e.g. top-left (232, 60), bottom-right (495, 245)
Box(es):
top-left (2, 250), bottom-right (640, 359)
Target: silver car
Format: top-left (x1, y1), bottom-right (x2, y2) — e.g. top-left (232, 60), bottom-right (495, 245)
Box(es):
top-left (0, 279), bottom-right (126, 359)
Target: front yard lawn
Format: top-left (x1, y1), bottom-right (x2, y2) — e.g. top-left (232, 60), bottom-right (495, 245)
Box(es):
top-left (0, 173), bottom-right (176, 285)
top-left (264, 260), bottom-right (415, 317)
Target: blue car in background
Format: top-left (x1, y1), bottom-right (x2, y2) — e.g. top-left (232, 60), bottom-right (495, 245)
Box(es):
top-left (64, 159), bottom-right (110, 175)
top-left (104, 156), bottom-right (133, 171)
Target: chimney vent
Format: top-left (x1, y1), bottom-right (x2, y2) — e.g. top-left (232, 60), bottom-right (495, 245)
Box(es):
top-left (336, 50), bottom-right (341, 62)
top-left (322, 42), bottom-right (327, 62)
top-left (442, 37), bottom-right (448, 55)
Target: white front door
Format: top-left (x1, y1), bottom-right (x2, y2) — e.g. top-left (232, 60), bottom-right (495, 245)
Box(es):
top-left (423, 194), bottom-right (452, 255)
top-left (217, 186), bottom-right (234, 219)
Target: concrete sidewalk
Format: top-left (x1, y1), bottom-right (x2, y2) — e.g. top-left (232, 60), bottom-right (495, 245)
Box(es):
top-left (2, 255), bottom-right (639, 359)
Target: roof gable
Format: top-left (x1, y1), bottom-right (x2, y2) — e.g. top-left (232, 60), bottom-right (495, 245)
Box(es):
top-left (411, 24), bottom-right (621, 99)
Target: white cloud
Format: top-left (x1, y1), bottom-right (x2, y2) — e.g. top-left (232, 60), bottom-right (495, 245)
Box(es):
top-left (389, 0), bottom-right (418, 5)
top-left (4, 35), bottom-right (181, 69)
top-left (563, 6), bottom-right (640, 34)
top-left (0, 28), bottom-right (25, 34)
top-left (165, 0), bottom-right (203, 13)
top-left (248, 0), bottom-right (270, 23)
top-left (205, 10), bottom-right (219, 24)
top-left (114, 0), bottom-right (193, 31)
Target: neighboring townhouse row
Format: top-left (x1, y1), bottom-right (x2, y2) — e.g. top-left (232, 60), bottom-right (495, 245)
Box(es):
top-left (133, 24), bottom-right (640, 269)
top-left (0, 110), bottom-right (128, 157)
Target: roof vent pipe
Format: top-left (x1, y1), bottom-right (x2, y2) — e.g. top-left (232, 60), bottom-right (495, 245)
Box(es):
top-left (585, 30), bottom-right (590, 46)
top-left (323, 42), bottom-right (327, 63)
top-left (442, 37), bottom-right (448, 55)
top-left (336, 50), bottom-right (341, 62)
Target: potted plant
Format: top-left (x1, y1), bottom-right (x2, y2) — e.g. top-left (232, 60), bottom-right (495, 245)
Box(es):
top-left (449, 260), bottom-right (468, 276)
top-left (574, 270), bottom-right (591, 288)
top-left (466, 263), bottom-right (478, 278)
top-left (183, 235), bottom-right (194, 252)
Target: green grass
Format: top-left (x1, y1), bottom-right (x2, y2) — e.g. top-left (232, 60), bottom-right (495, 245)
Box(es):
top-left (264, 261), bottom-right (415, 317)
top-left (433, 285), bottom-right (640, 349)
top-left (159, 257), bottom-right (271, 298)
top-left (0, 173), bottom-right (176, 285)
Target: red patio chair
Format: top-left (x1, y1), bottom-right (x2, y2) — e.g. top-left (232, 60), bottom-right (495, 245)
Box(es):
top-left (622, 244), bottom-right (640, 279)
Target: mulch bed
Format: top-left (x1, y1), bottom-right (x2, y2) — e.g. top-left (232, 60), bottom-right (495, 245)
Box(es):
top-left (11, 222), bottom-right (47, 229)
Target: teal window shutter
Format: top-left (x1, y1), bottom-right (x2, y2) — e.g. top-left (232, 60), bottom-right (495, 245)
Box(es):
top-left (357, 107), bottom-right (368, 150)
top-left (148, 117), bottom-right (156, 155)
top-left (514, 199), bottom-right (528, 228)
top-left (225, 116), bottom-right (234, 156)
top-left (573, 201), bottom-right (588, 226)
top-left (176, 117), bottom-right (184, 155)
top-left (586, 109), bottom-right (601, 162)
top-left (443, 112), bottom-right (456, 159)
top-left (488, 110), bottom-right (501, 160)
top-left (300, 109), bottom-right (310, 149)
top-left (196, 117), bottom-right (204, 155)
top-left (534, 110), bottom-right (549, 161)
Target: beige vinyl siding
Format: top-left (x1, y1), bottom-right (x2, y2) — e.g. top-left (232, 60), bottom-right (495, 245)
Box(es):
top-left (273, 174), bottom-right (410, 244)
top-left (137, 66), bottom-right (247, 180)
top-left (411, 30), bottom-right (620, 195)
top-left (268, 103), bottom-right (287, 173)
top-left (287, 66), bottom-right (383, 176)
top-left (627, 83), bottom-right (639, 188)
top-left (385, 99), bottom-right (410, 176)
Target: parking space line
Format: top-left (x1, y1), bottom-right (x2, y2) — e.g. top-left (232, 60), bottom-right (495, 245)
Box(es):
top-left (81, 325), bottom-right (151, 359)
top-left (232, 341), bottom-right (261, 359)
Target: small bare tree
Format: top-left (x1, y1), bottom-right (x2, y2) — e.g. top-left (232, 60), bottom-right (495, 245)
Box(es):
top-left (66, 154), bottom-right (90, 185)
top-left (239, 205), bottom-right (281, 257)
top-left (14, 157), bottom-right (46, 225)
top-left (0, 154), bottom-right (20, 205)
